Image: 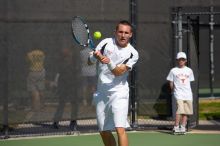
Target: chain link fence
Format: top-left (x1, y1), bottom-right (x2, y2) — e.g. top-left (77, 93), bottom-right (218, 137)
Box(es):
top-left (1, 0), bottom-right (220, 138)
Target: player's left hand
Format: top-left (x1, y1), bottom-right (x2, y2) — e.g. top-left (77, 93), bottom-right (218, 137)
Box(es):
top-left (93, 51), bottom-right (103, 60)
top-left (93, 51), bottom-right (110, 64)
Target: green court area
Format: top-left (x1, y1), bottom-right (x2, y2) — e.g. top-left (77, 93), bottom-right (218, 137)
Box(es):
top-left (0, 132), bottom-right (220, 146)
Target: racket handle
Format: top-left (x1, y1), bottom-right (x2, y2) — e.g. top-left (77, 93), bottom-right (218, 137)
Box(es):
top-left (93, 50), bottom-right (104, 60)
top-left (97, 55), bottom-right (104, 60)
top-left (89, 39), bottom-right (95, 50)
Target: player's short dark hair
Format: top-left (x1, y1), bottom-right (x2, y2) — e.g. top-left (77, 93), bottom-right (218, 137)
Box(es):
top-left (116, 20), bottom-right (133, 32)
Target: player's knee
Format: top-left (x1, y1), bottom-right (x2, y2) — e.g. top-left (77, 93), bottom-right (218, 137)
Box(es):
top-left (115, 127), bottom-right (126, 135)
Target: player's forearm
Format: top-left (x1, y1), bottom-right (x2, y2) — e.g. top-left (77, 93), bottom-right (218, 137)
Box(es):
top-left (110, 64), bottom-right (129, 76)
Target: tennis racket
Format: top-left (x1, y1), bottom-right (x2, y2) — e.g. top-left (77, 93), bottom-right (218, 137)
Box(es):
top-left (71, 16), bottom-right (95, 50)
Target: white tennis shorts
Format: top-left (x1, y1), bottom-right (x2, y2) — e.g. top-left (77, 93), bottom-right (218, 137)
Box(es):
top-left (93, 89), bottom-right (130, 131)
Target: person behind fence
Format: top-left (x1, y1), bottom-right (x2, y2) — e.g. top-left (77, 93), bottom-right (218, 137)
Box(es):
top-left (26, 49), bottom-right (46, 112)
top-left (50, 48), bottom-right (79, 130)
top-left (166, 51), bottom-right (195, 134)
top-left (80, 47), bottom-right (97, 106)
top-left (88, 20), bottom-right (139, 146)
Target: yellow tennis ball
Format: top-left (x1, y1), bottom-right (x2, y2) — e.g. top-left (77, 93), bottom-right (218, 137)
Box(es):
top-left (93, 31), bottom-right (102, 39)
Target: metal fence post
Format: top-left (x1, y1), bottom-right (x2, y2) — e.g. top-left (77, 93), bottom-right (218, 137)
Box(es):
top-left (209, 6), bottom-right (215, 98)
top-left (129, 0), bottom-right (138, 128)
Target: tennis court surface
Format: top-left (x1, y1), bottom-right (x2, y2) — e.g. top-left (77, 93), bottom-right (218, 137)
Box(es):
top-left (0, 131), bottom-right (220, 146)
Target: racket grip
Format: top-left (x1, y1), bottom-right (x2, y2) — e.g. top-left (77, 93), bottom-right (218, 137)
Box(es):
top-left (99, 55), bottom-right (105, 60)
top-left (96, 54), bottom-right (104, 60)
top-left (93, 50), bottom-right (104, 60)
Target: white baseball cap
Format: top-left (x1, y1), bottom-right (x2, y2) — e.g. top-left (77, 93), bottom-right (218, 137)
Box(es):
top-left (176, 52), bottom-right (187, 59)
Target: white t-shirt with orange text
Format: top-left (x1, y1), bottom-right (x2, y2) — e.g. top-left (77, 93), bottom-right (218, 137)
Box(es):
top-left (167, 66), bottom-right (195, 100)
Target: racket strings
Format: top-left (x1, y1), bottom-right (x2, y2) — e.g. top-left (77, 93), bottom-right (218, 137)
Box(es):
top-left (72, 18), bottom-right (89, 46)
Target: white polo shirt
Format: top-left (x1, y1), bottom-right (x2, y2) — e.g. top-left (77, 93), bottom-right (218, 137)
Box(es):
top-left (94, 38), bottom-right (139, 92)
top-left (167, 66), bottom-right (195, 100)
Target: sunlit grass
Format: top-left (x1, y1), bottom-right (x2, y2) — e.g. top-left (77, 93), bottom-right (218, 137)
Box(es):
top-left (199, 99), bottom-right (220, 120)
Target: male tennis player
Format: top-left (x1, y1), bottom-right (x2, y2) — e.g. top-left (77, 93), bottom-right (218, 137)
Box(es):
top-left (88, 20), bottom-right (139, 146)
top-left (167, 52), bottom-right (195, 134)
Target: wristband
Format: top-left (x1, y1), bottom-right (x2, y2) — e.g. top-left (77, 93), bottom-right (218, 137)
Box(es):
top-left (107, 60), bottom-right (116, 70)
